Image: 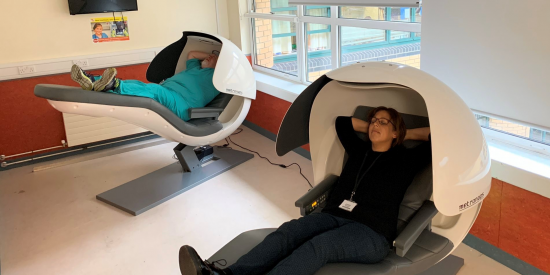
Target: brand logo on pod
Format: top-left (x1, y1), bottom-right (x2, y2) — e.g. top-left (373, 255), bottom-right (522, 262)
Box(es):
top-left (226, 88), bottom-right (243, 95)
top-left (458, 192), bottom-right (485, 211)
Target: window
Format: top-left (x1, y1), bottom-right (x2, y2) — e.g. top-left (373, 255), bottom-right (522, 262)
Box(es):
top-left (339, 26), bottom-right (420, 69)
top-left (390, 7), bottom-right (412, 22)
top-left (306, 23), bottom-right (332, 82)
top-left (339, 6), bottom-right (421, 22)
top-left (254, 0), bottom-right (297, 15)
top-left (531, 129), bottom-right (550, 145)
top-left (249, 1), bottom-right (422, 82)
top-left (414, 7), bottom-right (422, 22)
top-left (339, 7), bottom-right (386, 20)
top-left (253, 18), bottom-right (297, 76)
top-left (304, 5), bottom-right (330, 17)
top-left (475, 114), bottom-right (550, 146)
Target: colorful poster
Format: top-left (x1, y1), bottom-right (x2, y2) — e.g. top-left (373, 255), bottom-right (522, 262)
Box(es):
top-left (91, 17), bottom-right (129, 43)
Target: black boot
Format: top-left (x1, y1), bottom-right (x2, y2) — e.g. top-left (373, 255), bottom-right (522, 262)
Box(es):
top-left (179, 245), bottom-right (230, 275)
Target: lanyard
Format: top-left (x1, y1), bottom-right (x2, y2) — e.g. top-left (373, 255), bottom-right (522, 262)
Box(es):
top-left (350, 151), bottom-right (384, 202)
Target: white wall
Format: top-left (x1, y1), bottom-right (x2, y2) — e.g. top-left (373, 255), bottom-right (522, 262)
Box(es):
top-left (227, 0), bottom-right (252, 54)
top-left (0, 0), bottom-right (220, 64)
top-left (421, 0), bottom-right (550, 131)
top-left (216, 0), bottom-right (231, 40)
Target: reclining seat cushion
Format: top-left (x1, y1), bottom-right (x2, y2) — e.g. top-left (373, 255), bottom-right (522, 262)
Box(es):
top-left (207, 228), bottom-right (452, 275)
top-left (315, 229), bottom-right (452, 275)
top-left (34, 84), bottom-right (223, 137)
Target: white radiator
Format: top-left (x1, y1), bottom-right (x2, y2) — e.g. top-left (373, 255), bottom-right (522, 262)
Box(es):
top-left (62, 113), bottom-right (148, 146)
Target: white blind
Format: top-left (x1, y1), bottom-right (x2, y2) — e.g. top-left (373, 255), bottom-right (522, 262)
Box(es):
top-left (421, 0), bottom-right (550, 131)
top-left (288, 0), bottom-right (419, 7)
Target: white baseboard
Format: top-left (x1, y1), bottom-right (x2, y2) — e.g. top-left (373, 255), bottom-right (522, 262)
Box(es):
top-left (0, 47), bottom-right (163, 82)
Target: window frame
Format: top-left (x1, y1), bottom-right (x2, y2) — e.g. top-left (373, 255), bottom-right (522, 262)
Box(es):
top-left (245, 1), bottom-right (421, 85)
top-left (474, 111), bottom-right (550, 155)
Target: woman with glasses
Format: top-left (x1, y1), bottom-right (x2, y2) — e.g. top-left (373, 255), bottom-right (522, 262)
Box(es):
top-left (179, 106), bottom-right (431, 275)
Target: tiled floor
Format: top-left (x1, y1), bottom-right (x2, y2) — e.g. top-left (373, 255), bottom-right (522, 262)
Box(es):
top-left (0, 126), bottom-right (519, 275)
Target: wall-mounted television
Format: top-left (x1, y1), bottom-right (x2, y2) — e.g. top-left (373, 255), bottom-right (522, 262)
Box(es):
top-left (68, 0), bottom-right (138, 15)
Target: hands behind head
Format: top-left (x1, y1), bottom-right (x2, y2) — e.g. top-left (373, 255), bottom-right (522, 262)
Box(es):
top-left (201, 54), bottom-right (219, 69)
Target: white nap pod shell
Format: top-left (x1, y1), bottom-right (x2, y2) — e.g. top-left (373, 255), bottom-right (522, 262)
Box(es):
top-left (276, 61), bottom-right (491, 253)
top-left (35, 32), bottom-right (256, 146)
top-left (213, 36), bottom-right (256, 100)
top-left (169, 33), bottom-right (256, 100)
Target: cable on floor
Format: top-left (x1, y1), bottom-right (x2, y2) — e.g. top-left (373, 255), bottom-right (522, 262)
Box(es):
top-left (219, 128), bottom-right (313, 189)
top-left (172, 128), bottom-right (312, 188)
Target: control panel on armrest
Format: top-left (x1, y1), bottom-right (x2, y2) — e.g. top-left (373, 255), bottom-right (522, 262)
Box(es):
top-left (295, 175), bottom-right (339, 216)
top-left (301, 191), bottom-right (330, 216)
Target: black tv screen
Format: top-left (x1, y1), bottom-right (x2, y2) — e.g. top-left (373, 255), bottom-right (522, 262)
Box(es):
top-left (69, 0), bottom-right (138, 15)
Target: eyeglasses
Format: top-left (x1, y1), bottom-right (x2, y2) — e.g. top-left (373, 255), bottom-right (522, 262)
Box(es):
top-left (370, 117), bottom-right (394, 126)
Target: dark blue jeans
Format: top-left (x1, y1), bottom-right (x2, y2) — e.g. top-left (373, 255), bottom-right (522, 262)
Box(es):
top-left (226, 213), bottom-right (390, 275)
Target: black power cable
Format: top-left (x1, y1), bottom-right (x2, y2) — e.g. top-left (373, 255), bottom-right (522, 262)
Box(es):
top-left (219, 129), bottom-right (313, 188)
top-left (172, 129), bottom-right (313, 188)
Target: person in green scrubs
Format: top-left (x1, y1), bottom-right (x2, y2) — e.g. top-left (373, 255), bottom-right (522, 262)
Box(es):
top-left (70, 51), bottom-right (220, 121)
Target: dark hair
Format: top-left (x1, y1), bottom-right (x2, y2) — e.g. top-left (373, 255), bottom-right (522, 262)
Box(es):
top-left (93, 23), bottom-right (103, 31)
top-left (366, 106), bottom-right (407, 147)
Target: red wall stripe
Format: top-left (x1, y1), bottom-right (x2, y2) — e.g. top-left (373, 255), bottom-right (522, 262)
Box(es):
top-left (245, 91), bottom-right (310, 151)
top-left (0, 64), bottom-right (150, 157)
top-left (246, 91), bottom-right (291, 136)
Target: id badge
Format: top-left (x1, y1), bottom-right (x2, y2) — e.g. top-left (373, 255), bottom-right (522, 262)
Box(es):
top-left (339, 200), bottom-right (357, 212)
